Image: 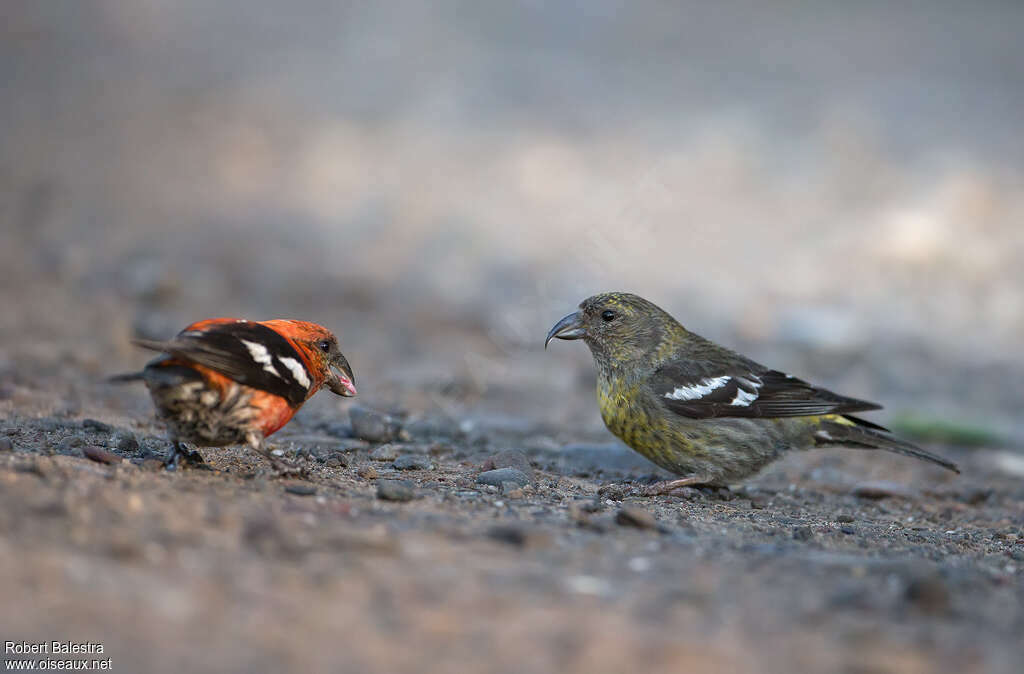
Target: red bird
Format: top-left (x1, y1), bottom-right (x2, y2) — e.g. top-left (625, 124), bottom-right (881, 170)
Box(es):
top-left (115, 318), bottom-right (356, 470)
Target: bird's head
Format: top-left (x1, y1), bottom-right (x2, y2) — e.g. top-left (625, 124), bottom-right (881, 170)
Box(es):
top-left (545, 292), bottom-right (679, 367)
top-left (262, 320), bottom-right (357, 397)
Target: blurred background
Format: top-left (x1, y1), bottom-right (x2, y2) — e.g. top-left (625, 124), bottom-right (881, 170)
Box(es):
top-left (2, 0), bottom-right (1022, 440)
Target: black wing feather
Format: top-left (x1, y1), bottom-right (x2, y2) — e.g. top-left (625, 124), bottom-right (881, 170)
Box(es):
top-left (652, 364), bottom-right (882, 421)
top-left (135, 322), bottom-right (310, 406)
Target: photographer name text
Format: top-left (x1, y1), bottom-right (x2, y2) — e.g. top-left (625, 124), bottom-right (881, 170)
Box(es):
top-left (5, 643), bottom-right (104, 656)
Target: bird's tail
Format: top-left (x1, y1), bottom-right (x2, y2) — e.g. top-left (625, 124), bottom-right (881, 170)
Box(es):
top-left (817, 415), bottom-right (959, 474)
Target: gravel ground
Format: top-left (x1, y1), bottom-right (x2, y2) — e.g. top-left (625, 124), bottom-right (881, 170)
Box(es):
top-left (1, 393), bottom-right (1021, 674)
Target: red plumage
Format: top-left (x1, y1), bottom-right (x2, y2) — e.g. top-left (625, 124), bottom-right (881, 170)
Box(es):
top-left (114, 318), bottom-right (356, 469)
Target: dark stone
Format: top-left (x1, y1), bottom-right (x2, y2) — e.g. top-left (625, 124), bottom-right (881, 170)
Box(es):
top-left (82, 419), bottom-right (113, 434)
top-left (480, 449), bottom-right (533, 480)
top-left (839, 526), bottom-right (857, 535)
top-left (83, 446), bottom-right (122, 465)
top-left (476, 468), bottom-right (530, 488)
top-left (393, 455), bottom-right (434, 471)
top-left (349, 406), bottom-right (402, 443)
top-left (325, 454), bottom-right (350, 468)
top-left (113, 431), bottom-right (139, 453)
top-left (377, 479), bottom-right (415, 502)
top-left (284, 483), bottom-right (317, 496)
top-left (836, 514), bottom-right (855, 523)
top-left (0, 437), bottom-right (12, 452)
top-left (615, 506), bottom-right (657, 530)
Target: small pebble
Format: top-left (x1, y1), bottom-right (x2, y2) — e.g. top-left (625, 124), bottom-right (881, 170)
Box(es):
top-left (480, 449), bottom-right (533, 479)
top-left (82, 419), bottom-right (113, 434)
top-left (357, 466), bottom-right (379, 480)
top-left (393, 455), bottom-right (434, 471)
top-left (350, 406), bottom-right (402, 443)
top-left (369, 445), bottom-right (398, 462)
top-left (839, 526), bottom-right (857, 535)
top-left (114, 431), bottom-right (139, 453)
top-left (476, 468), bottom-right (530, 488)
top-left (615, 506), bottom-right (657, 530)
top-left (325, 453), bottom-right (350, 468)
top-left (377, 479), bottom-right (415, 502)
top-left (836, 514), bottom-right (855, 523)
top-left (83, 446), bottom-right (122, 465)
top-left (284, 483), bottom-right (317, 496)
top-left (0, 437), bottom-right (13, 452)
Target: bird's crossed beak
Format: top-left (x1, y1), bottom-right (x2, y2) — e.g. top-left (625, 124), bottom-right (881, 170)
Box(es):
top-left (326, 354), bottom-right (357, 397)
top-left (545, 311), bottom-right (586, 349)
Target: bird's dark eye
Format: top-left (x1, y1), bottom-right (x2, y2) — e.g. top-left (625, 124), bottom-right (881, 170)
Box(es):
top-left (601, 310), bottom-right (617, 322)
top-left (317, 339), bottom-right (332, 353)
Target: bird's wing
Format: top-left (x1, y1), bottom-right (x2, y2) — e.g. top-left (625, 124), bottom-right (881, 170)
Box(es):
top-left (650, 363), bottom-right (882, 420)
top-left (133, 321), bottom-right (311, 406)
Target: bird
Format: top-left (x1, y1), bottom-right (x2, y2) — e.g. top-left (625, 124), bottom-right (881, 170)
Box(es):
top-left (112, 318), bottom-right (356, 470)
top-left (545, 292), bottom-right (958, 494)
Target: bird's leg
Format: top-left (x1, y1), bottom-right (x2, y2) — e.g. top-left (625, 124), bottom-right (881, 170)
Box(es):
top-left (163, 441), bottom-right (206, 471)
top-left (246, 432), bottom-right (305, 478)
top-left (640, 475), bottom-right (714, 496)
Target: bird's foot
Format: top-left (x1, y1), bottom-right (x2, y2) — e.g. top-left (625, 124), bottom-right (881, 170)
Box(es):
top-left (163, 444), bottom-right (208, 471)
top-left (639, 475), bottom-right (714, 497)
